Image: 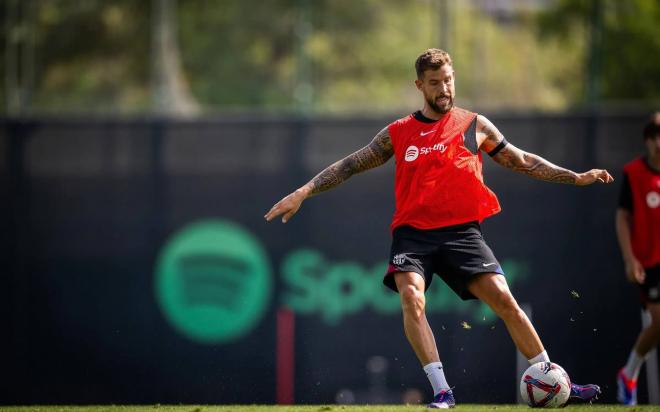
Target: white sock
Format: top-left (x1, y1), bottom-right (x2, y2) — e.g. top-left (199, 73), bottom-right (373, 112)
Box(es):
top-left (623, 350), bottom-right (645, 380)
top-left (528, 350), bottom-right (550, 365)
top-left (423, 361), bottom-right (450, 396)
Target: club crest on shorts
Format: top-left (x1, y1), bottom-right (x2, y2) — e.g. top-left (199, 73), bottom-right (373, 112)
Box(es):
top-left (393, 254), bottom-right (405, 265)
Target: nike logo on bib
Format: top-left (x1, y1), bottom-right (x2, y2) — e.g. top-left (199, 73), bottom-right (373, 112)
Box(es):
top-left (420, 130), bottom-right (434, 136)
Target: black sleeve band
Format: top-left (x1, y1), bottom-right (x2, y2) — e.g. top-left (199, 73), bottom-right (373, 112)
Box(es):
top-left (487, 138), bottom-right (508, 157)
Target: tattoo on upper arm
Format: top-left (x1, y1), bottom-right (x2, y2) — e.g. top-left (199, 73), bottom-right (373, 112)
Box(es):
top-left (480, 117), bottom-right (505, 150)
top-left (492, 144), bottom-right (577, 184)
top-left (309, 127), bottom-right (394, 195)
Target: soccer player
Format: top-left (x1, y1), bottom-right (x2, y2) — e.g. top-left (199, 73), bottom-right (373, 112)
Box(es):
top-left (265, 49), bottom-right (611, 408)
top-left (615, 113), bottom-right (660, 406)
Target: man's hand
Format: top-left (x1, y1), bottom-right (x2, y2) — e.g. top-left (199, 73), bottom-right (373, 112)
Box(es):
top-left (264, 188), bottom-right (309, 223)
top-left (575, 169), bottom-right (614, 186)
top-left (624, 257), bottom-right (646, 284)
top-left (264, 126), bottom-right (393, 224)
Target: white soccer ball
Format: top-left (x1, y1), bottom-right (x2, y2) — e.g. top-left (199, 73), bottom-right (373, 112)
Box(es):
top-left (520, 361), bottom-right (571, 408)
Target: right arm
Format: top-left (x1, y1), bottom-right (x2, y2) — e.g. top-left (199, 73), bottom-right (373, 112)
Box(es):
top-left (264, 126), bottom-right (394, 223)
top-left (615, 173), bottom-right (645, 283)
top-left (477, 115), bottom-right (613, 185)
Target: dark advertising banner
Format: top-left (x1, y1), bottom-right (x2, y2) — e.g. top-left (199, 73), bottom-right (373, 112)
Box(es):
top-left (1, 113), bottom-right (655, 405)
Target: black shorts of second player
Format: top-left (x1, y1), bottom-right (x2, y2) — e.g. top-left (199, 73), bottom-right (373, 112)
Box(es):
top-left (383, 221), bottom-right (505, 301)
top-left (639, 265), bottom-right (660, 308)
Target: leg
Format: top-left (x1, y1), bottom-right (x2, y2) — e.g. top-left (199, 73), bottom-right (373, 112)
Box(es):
top-left (394, 271), bottom-right (455, 408)
top-left (394, 271), bottom-right (439, 365)
top-left (469, 273), bottom-right (601, 402)
top-left (633, 302), bottom-right (660, 356)
top-left (618, 301), bottom-right (660, 405)
top-left (466, 272), bottom-right (544, 359)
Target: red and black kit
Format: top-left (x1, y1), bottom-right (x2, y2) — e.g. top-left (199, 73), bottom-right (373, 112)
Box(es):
top-left (388, 107), bottom-right (501, 231)
top-left (383, 107), bottom-right (507, 298)
top-left (619, 156), bottom-right (660, 304)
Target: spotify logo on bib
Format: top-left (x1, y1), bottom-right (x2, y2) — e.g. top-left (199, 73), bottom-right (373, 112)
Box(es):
top-left (405, 145), bottom-right (419, 162)
top-left (155, 220), bottom-right (272, 344)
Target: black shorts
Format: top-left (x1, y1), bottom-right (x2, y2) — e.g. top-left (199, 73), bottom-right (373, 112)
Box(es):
top-left (640, 265), bottom-right (660, 307)
top-left (384, 221), bottom-right (504, 300)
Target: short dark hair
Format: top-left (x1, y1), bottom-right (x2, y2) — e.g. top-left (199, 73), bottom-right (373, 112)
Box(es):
top-left (415, 48), bottom-right (452, 79)
top-left (643, 112), bottom-right (660, 140)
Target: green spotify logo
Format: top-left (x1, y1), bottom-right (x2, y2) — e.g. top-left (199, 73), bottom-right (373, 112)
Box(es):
top-left (155, 220), bottom-right (272, 344)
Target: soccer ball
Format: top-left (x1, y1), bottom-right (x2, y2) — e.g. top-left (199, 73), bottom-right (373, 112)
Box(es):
top-left (520, 362), bottom-right (571, 408)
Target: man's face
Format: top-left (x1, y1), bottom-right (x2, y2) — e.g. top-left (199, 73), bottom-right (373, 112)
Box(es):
top-left (646, 134), bottom-right (660, 159)
top-left (415, 65), bottom-right (455, 114)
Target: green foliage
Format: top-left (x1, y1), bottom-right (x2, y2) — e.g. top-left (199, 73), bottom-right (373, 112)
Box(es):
top-left (178, 0), bottom-right (431, 113)
top-left (538, 0), bottom-right (660, 104)
top-left (178, 0), bottom-right (299, 109)
top-left (27, 0), bottom-right (151, 112)
top-left (174, 0), bottom-right (598, 113)
top-left (5, 0), bottom-right (659, 114)
top-left (451, 4), bottom-right (586, 111)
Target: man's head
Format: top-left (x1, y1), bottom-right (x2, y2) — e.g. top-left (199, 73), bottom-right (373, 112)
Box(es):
top-left (644, 112), bottom-right (660, 159)
top-left (414, 48), bottom-right (455, 114)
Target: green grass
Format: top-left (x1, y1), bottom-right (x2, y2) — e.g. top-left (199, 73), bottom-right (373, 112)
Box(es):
top-left (0, 405), bottom-right (659, 412)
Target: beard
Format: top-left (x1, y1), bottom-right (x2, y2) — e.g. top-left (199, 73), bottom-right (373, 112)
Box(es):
top-left (427, 94), bottom-right (454, 114)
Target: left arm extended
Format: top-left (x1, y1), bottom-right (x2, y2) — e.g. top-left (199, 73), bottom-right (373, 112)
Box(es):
top-left (476, 115), bottom-right (614, 185)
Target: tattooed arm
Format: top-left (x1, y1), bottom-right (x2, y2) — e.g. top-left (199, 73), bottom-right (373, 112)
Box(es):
top-left (476, 115), bottom-right (613, 185)
top-left (306, 126), bottom-right (394, 195)
top-left (264, 126), bottom-right (394, 223)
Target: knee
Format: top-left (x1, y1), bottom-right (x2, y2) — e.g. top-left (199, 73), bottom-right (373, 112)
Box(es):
top-left (648, 316), bottom-right (660, 334)
top-left (645, 307), bottom-right (660, 330)
top-left (399, 285), bottom-right (425, 320)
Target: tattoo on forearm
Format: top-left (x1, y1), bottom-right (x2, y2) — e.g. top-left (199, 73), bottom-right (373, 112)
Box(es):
top-left (309, 127), bottom-right (394, 195)
top-left (494, 145), bottom-right (577, 184)
top-left (481, 121), bottom-right (577, 184)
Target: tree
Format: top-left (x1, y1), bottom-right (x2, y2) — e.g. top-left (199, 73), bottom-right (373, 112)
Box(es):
top-left (5, 1), bottom-right (658, 115)
top-left (538, 0), bottom-right (660, 105)
top-left (151, 0), bottom-right (199, 116)
top-left (12, 0), bottom-right (151, 114)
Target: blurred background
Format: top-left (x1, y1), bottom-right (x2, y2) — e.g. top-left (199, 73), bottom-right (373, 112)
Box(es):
top-left (2, 0), bottom-right (659, 406)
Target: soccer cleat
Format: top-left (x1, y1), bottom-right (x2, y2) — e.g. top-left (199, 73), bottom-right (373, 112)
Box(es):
top-left (569, 382), bottom-right (601, 403)
top-left (617, 368), bottom-right (638, 405)
top-left (427, 389), bottom-right (456, 409)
